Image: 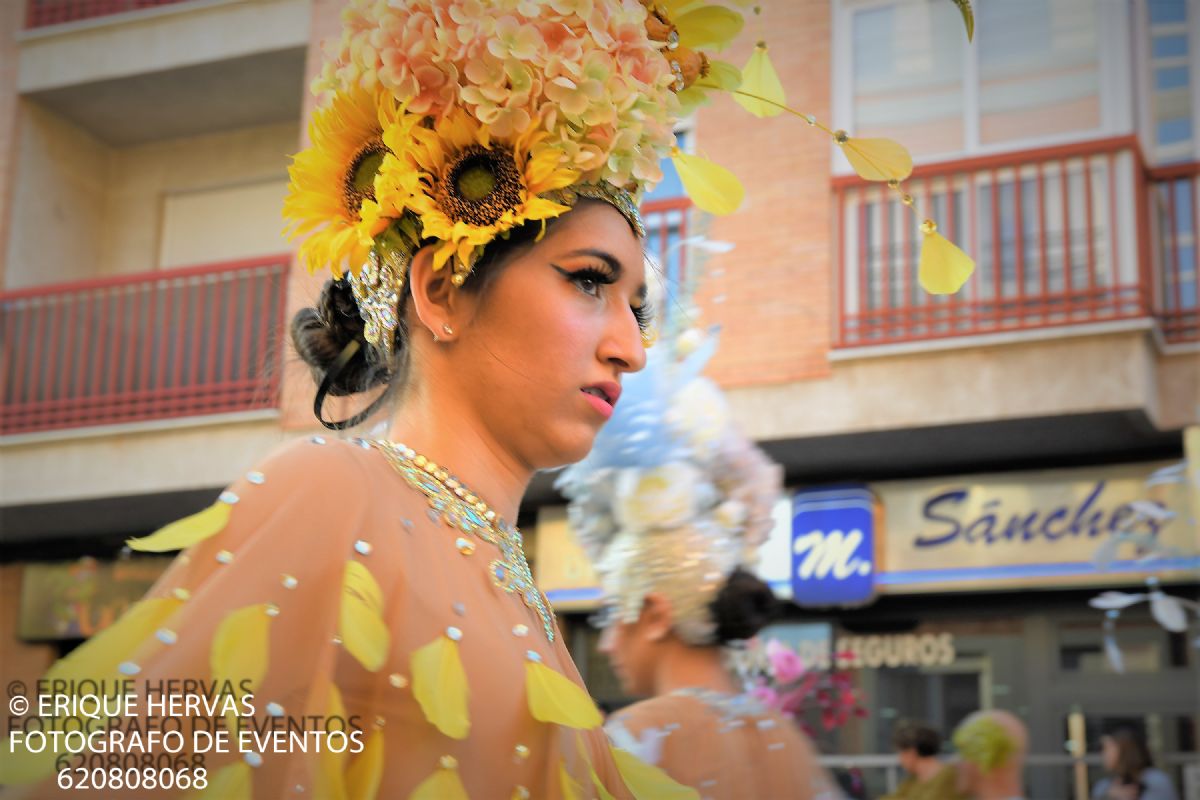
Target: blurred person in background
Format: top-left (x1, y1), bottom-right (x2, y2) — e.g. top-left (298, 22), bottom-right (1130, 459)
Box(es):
top-left (1092, 728), bottom-right (1179, 800)
top-left (883, 720), bottom-right (967, 800)
top-left (558, 326), bottom-right (843, 799)
top-left (952, 710), bottom-right (1029, 800)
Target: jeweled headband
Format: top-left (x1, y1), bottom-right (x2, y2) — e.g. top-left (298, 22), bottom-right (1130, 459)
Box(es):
top-left (283, 1), bottom-right (978, 363)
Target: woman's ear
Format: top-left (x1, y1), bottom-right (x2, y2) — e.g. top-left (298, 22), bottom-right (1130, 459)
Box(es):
top-left (408, 245), bottom-right (459, 341)
top-left (640, 592), bottom-right (675, 642)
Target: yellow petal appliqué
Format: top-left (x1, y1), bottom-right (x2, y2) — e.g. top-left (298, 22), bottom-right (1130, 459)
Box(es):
top-left (559, 759), bottom-right (586, 800)
top-left (211, 604), bottom-right (271, 693)
top-left (411, 635), bottom-right (470, 739)
top-left (346, 729), bottom-right (385, 800)
top-left (840, 137), bottom-right (913, 182)
top-left (126, 501), bottom-right (231, 552)
top-left (919, 230), bottom-right (975, 295)
top-left (409, 761), bottom-right (469, 800)
top-left (525, 659), bottom-right (603, 729)
top-left (733, 44), bottom-right (786, 118)
top-left (611, 747), bottom-right (701, 800)
top-left (341, 561), bottom-right (390, 673)
top-left (705, 59), bottom-right (742, 92)
top-left (673, 6), bottom-right (744, 51)
top-left (671, 151), bottom-right (744, 216)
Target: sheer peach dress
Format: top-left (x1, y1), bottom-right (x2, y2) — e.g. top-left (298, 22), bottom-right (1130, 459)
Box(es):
top-left (606, 691), bottom-right (845, 800)
top-left (2, 437), bottom-right (666, 799)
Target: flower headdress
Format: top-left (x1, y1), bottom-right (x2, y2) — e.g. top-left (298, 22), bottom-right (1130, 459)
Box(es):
top-left (555, 324), bottom-right (780, 644)
top-left (284, 0), bottom-right (978, 359)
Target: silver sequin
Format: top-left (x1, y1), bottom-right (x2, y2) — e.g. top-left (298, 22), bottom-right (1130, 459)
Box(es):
top-left (118, 661), bottom-right (141, 676)
top-left (244, 752), bottom-right (263, 767)
top-left (446, 626), bottom-right (463, 641)
top-left (265, 604), bottom-right (280, 617)
top-left (525, 650), bottom-right (541, 663)
top-left (453, 603), bottom-right (466, 616)
top-left (266, 703), bottom-right (285, 717)
top-left (281, 574), bottom-right (298, 589)
top-left (512, 624), bottom-right (529, 637)
top-left (354, 540), bottom-right (373, 556)
top-left (216, 550), bottom-right (234, 564)
top-left (219, 491), bottom-right (239, 505)
top-left (247, 471), bottom-right (266, 485)
top-left (311, 436), bottom-right (326, 445)
top-left (155, 628), bottom-right (177, 645)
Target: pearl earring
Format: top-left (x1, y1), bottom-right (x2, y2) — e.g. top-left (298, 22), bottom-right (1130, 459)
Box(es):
top-left (442, 323), bottom-right (454, 336)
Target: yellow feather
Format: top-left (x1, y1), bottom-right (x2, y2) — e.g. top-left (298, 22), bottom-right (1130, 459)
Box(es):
top-left (840, 138), bottom-right (913, 182)
top-left (211, 604), bottom-right (271, 693)
top-left (411, 636), bottom-right (470, 739)
top-left (571, 730), bottom-right (617, 799)
top-left (673, 6), bottom-right (744, 51)
top-left (919, 230), bottom-right (975, 295)
top-left (193, 762), bottom-right (252, 800)
top-left (346, 729), bottom-right (384, 800)
top-left (340, 561), bottom-right (390, 672)
top-left (525, 659), bottom-right (603, 729)
top-left (733, 44), bottom-right (786, 118)
top-left (671, 151), bottom-right (744, 216)
top-left (409, 764), bottom-right (469, 800)
top-left (953, 0), bottom-right (975, 41)
top-left (315, 683), bottom-right (350, 800)
top-left (126, 501), bottom-right (231, 552)
top-left (611, 747), bottom-right (701, 800)
top-left (559, 760), bottom-right (585, 800)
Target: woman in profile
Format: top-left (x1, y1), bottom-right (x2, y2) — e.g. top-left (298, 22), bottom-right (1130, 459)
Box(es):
top-left (557, 327), bottom-right (843, 799)
top-left (0, 0), bottom-right (743, 796)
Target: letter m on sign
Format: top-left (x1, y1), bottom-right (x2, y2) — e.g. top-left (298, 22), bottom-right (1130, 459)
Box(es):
top-left (790, 486), bottom-right (877, 607)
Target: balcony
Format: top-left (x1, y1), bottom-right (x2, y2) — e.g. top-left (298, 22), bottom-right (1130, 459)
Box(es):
top-left (1, 257), bottom-right (289, 436)
top-left (834, 137), bottom-right (1199, 349)
top-left (25, 0), bottom-right (193, 29)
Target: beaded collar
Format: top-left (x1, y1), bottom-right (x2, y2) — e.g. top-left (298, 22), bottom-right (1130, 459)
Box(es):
top-left (371, 439), bottom-right (556, 643)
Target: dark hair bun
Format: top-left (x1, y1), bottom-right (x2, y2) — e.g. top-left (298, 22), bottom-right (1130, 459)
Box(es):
top-left (290, 279), bottom-right (392, 396)
top-left (709, 567), bottom-right (778, 644)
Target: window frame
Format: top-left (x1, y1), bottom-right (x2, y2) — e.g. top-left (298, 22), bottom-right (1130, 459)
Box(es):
top-left (1134, 0), bottom-right (1200, 164)
top-left (831, 0), bottom-right (1136, 172)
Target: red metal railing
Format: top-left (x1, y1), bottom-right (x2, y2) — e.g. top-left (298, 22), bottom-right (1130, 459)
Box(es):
top-left (834, 137), bottom-right (1152, 347)
top-left (1147, 162), bottom-right (1200, 344)
top-left (25, 0), bottom-right (192, 28)
top-left (1, 256), bottom-right (289, 435)
top-left (642, 197), bottom-right (692, 296)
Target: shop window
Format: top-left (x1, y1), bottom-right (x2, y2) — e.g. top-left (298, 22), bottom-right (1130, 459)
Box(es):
top-left (1057, 619), bottom-right (1192, 673)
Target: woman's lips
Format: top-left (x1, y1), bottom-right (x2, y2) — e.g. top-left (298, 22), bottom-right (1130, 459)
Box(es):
top-left (581, 389), bottom-right (614, 420)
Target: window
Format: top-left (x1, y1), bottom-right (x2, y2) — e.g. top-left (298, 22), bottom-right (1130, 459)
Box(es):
top-left (837, 0), bottom-right (1123, 164)
top-left (1145, 0), bottom-right (1196, 162)
top-left (641, 128), bottom-right (692, 320)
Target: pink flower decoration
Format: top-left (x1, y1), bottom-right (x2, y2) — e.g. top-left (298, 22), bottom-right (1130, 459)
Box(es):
top-left (766, 639), bottom-right (806, 684)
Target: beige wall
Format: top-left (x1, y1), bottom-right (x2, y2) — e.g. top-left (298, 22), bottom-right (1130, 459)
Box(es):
top-left (1, 416), bottom-right (289, 506)
top-left (5, 101), bottom-right (110, 289)
top-left (106, 121), bottom-right (295, 276)
top-left (726, 331), bottom-right (1195, 441)
top-left (5, 114), bottom-right (296, 288)
top-left (16, 0), bottom-right (310, 93)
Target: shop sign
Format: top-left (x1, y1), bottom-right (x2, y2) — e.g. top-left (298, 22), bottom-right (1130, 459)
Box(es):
top-left (19, 556), bottom-right (172, 640)
top-left (877, 461), bottom-right (1197, 593)
top-left (790, 485), bottom-right (877, 607)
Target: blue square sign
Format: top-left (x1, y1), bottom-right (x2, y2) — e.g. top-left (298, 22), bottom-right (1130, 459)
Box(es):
top-left (790, 485), bottom-right (877, 607)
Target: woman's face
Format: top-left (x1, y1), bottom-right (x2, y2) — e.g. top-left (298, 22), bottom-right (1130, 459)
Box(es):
top-left (450, 202), bottom-right (648, 470)
top-left (1101, 736), bottom-right (1118, 771)
top-left (598, 618), bottom-right (657, 697)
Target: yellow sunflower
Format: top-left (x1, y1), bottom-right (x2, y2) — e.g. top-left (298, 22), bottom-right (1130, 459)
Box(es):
top-left (378, 108), bottom-right (581, 281)
top-left (283, 87), bottom-right (407, 277)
